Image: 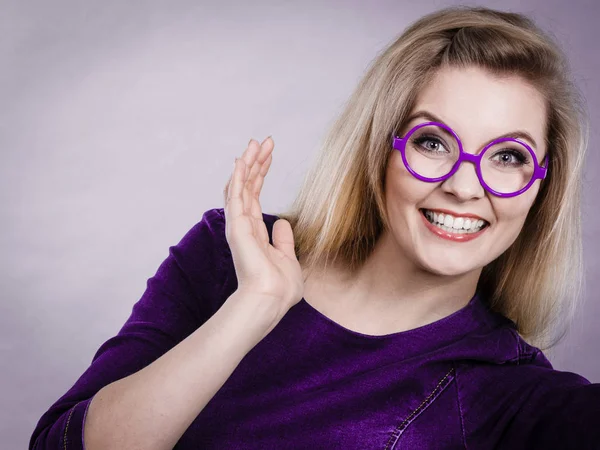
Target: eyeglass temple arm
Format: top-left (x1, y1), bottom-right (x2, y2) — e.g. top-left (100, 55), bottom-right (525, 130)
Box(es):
top-left (538, 154), bottom-right (549, 180)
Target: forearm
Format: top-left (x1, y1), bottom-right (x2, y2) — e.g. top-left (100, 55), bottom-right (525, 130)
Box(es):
top-left (83, 290), bottom-right (280, 450)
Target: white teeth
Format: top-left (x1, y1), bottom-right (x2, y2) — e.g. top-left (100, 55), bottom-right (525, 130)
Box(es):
top-left (443, 215), bottom-right (453, 228)
top-left (422, 209), bottom-right (487, 233)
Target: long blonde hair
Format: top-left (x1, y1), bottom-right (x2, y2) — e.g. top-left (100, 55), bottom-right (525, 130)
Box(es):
top-left (275, 6), bottom-right (588, 351)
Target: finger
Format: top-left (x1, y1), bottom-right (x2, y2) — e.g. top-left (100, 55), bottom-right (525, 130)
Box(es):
top-left (251, 152), bottom-right (272, 201)
top-left (242, 140), bottom-right (260, 214)
top-left (248, 137), bottom-right (274, 220)
top-left (223, 172), bottom-right (232, 207)
top-left (248, 138), bottom-right (274, 248)
top-left (249, 152), bottom-right (272, 237)
top-left (224, 138), bottom-right (253, 211)
top-left (251, 163), bottom-right (272, 248)
top-left (272, 219), bottom-right (296, 260)
top-left (227, 156), bottom-right (246, 219)
top-left (251, 137), bottom-right (274, 195)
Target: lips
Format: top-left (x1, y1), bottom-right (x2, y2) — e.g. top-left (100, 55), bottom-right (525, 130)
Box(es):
top-left (420, 209), bottom-right (489, 231)
top-left (419, 208), bottom-right (489, 242)
top-left (420, 208), bottom-right (489, 225)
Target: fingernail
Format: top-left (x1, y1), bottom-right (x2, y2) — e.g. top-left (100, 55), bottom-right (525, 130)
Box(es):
top-left (248, 138), bottom-right (253, 146)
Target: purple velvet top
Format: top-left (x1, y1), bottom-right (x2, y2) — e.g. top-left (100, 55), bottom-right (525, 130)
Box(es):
top-left (30, 207), bottom-right (600, 449)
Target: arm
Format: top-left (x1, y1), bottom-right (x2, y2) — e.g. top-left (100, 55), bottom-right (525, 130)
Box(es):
top-left (83, 288), bottom-right (278, 450)
top-left (29, 208), bottom-right (275, 450)
top-left (497, 353), bottom-right (600, 450)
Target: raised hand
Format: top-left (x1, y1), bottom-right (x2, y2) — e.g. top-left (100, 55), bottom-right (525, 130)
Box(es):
top-left (223, 137), bottom-right (304, 319)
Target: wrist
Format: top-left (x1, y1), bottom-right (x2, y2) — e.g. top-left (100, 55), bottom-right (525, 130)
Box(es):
top-left (225, 290), bottom-right (285, 344)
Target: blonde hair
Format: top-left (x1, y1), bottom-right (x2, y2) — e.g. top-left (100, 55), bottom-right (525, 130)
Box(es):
top-left (275, 6), bottom-right (588, 351)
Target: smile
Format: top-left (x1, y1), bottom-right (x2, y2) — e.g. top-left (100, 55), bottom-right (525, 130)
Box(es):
top-left (419, 208), bottom-right (489, 242)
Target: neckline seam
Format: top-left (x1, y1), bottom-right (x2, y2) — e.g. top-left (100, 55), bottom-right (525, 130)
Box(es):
top-left (299, 295), bottom-right (482, 341)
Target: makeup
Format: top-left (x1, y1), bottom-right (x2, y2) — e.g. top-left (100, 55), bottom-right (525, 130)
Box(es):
top-left (419, 209), bottom-right (488, 242)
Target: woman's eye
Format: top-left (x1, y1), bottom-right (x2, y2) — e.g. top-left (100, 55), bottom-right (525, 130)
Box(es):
top-left (492, 150), bottom-right (528, 166)
top-left (425, 140), bottom-right (442, 151)
top-left (414, 137), bottom-right (447, 153)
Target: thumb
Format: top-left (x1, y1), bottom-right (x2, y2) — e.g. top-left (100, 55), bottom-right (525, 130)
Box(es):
top-left (272, 219), bottom-right (297, 261)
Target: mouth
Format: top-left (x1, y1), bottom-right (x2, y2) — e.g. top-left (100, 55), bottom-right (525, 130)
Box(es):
top-left (418, 208), bottom-right (489, 241)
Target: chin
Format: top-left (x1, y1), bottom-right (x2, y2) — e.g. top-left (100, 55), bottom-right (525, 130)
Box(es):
top-left (408, 208), bottom-right (494, 276)
top-left (416, 257), bottom-right (480, 277)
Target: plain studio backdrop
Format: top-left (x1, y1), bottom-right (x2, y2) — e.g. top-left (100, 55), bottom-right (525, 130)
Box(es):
top-left (2, 0), bottom-right (599, 447)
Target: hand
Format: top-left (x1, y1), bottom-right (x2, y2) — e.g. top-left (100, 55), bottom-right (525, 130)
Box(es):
top-left (223, 136), bottom-right (304, 318)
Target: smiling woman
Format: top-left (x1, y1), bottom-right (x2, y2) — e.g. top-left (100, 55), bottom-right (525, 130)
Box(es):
top-left (287, 17), bottom-right (585, 350)
top-left (30, 5), bottom-right (598, 450)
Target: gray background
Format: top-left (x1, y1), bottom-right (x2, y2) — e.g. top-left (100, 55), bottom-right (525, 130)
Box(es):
top-left (2, 0), bottom-right (598, 447)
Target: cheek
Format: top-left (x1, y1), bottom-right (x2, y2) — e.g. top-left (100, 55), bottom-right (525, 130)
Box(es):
top-left (493, 194), bottom-right (537, 232)
top-left (385, 156), bottom-right (435, 206)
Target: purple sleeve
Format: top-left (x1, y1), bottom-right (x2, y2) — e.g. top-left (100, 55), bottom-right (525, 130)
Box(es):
top-left (29, 208), bottom-right (232, 450)
top-left (497, 350), bottom-right (600, 449)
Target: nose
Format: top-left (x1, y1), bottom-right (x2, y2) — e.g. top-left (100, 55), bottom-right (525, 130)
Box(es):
top-left (440, 159), bottom-right (485, 201)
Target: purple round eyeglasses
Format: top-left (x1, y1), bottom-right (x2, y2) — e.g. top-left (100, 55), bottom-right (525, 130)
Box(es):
top-left (391, 121), bottom-right (549, 198)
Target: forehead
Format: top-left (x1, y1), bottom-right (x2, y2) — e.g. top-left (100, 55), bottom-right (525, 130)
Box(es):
top-left (408, 65), bottom-right (547, 155)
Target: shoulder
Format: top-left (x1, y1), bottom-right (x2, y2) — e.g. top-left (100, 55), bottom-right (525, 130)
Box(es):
top-left (508, 332), bottom-right (595, 412)
top-left (176, 206), bottom-right (279, 268)
top-left (176, 207), bottom-right (281, 306)
top-left (171, 208), bottom-right (229, 285)
top-left (493, 356), bottom-right (600, 448)
top-left (456, 324), bottom-right (591, 398)
top-left (186, 207), bottom-right (280, 250)
top-left (454, 324), bottom-right (599, 448)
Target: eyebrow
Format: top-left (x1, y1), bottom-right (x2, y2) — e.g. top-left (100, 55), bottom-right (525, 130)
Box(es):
top-left (405, 110), bottom-right (539, 151)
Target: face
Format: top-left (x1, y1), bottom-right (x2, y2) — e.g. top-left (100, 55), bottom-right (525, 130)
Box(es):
top-left (384, 65), bottom-right (547, 276)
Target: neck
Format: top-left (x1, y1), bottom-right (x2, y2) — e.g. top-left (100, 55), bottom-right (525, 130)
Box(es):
top-left (301, 230), bottom-right (482, 331)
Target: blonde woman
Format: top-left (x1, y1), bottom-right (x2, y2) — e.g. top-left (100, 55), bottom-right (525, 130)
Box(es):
top-left (30, 6), bottom-right (599, 450)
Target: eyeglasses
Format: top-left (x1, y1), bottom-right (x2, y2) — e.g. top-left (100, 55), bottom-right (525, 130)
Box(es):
top-left (391, 121), bottom-right (549, 198)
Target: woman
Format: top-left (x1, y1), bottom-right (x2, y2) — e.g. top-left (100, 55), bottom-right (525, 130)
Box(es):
top-left (30, 5), bottom-right (599, 450)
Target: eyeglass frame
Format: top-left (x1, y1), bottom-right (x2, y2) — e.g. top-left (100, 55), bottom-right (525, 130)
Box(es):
top-left (391, 121), bottom-right (549, 198)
